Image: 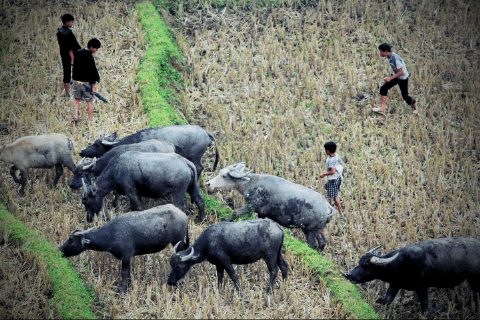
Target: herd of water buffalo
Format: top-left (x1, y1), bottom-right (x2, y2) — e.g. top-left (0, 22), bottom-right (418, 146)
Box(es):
top-left (0, 124), bottom-right (479, 313)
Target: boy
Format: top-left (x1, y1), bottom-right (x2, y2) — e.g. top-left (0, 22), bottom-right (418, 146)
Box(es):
top-left (372, 43), bottom-right (417, 115)
top-left (320, 141), bottom-right (344, 213)
top-left (71, 38), bottom-right (101, 123)
top-left (56, 14), bottom-right (81, 97)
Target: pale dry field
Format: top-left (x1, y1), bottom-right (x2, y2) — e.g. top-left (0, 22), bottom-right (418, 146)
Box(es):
top-left (0, 0), bottom-right (345, 318)
top-left (168, 0), bottom-right (480, 318)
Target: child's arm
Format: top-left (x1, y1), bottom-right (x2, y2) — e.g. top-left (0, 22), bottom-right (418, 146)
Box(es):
top-left (320, 167), bottom-right (336, 178)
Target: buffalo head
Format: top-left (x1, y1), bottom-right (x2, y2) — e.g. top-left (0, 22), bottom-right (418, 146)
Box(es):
top-left (81, 178), bottom-right (103, 223)
top-left (59, 229), bottom-right (92, 257)
top-left (79, 132), bottom-right (118, 158)
top-left (206, 162), bottom-right (251, 193)
top-left (167, 245), bottom-right (198, 286)
top-left (344, 246), bottom-right (400, 283)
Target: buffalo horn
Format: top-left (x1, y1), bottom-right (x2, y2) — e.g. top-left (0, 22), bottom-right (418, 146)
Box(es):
top-left (101, 139), bottom-right (118, 146)
top-left (81, 178), bottom-right (88, 194)
top-left (80, 158), bottom-right (96, 170)
top-left (370, 252), bottom-right (399, 266)
top-left (173, 241), bottom-right (183, 253)
top-left (367, 245), bottom-right (382, 255)
top-left (180, 247), bottom-right (195, 262)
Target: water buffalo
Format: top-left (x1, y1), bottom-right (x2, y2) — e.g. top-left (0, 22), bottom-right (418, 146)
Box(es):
top-left (81, 151), bottom-right (205, 223)
top-left (344, 237), bottom-right (480, 312)
top-left (70, 139), bottom-right (175, 190)
top-left (0, 133), bottom-right (75, 195)
top-left (79, 125), bottom-right (219, 177)
top-left (206, 162), bottom-right (335, 251)
top-left (59, 204), bottom-right (189, 293)
top-left (167, 218), bottom-right (288, 292)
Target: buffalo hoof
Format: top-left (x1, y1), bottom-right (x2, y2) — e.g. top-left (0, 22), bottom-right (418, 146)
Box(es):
top-left (194, 215), bottom-right (206, 224)
top-left (117, 285), bottom-right (128, 295)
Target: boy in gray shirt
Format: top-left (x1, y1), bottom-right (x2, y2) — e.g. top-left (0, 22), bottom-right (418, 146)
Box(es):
top-left (373, 43), bottom-right (417, 115)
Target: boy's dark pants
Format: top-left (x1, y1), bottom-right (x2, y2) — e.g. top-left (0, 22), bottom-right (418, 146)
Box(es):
top-left (380, 77), bottom-right (414, 105)
top-left (61, 54), bottom-right (72, 84)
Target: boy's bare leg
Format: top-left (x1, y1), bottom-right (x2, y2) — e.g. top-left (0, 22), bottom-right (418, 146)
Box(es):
top-left (380, 95), bottom-right (388, 113)
top-left (72, 99), bottom-right (81, 123)
top-left (334, 196), bottom-right (342, 213)
top-left (63, 83), bottom-right (71, 96)
top-left (86, 102), bottom-right (94, 121)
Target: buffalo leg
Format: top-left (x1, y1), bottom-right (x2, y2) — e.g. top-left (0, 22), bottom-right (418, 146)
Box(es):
top-left (416, 288), bottom-right (430, 313)
top-left (467, 277), bottom-right (480, 311)
top-left (265, 257), bottom-right (279, 293)
top-left (18, 169), bottom-right (28, 196)
top-left (127, 192), bottom-right (144, 211)
top-left (223, 263), bottom-right (241, 291)
top-left (277, 251), bottom-right (289, 281)
top-left (10, 166), bottom-right (20, 184)
top-left (173, 192), bottom-right (187, 213)
top-left (376, 285), bottom-right (400, 305)
top-left (188, 184), bottom-right (205, 223)
top-left (118, 257), bottom-right (132, 294)
top-left (316, 229), bottom-right (327, 251)
top-left (216, 265), bottom-right (225, 289)
top-left (305, 230), bottom-right (320, 251)
top-left (53, 164), bottom-right (64, 187)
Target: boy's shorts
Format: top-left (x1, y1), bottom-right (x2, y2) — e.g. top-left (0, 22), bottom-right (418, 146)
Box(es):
top-left (72, 80), bottom-right (94, 102)
top-left (325, 178), bottom-right (342, 199)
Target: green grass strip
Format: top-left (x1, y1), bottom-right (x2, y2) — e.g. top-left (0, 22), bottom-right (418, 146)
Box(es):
top-left (136, 1), bottom-right (187, 127)
top-left (137, 2), bottom-right (378, 318)
top-left (0, 202), bottom-right (95, 319)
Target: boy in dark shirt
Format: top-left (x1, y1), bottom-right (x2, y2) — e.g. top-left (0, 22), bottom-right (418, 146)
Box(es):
top-left (56, 14), bottom-right (81, 97)
top-left (71, 38), bottom-right (101, 123)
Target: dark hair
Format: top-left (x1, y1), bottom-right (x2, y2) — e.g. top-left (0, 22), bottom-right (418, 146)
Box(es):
top-left (378, 43), bottom-right (392, 52)
top-left (61, 14), bottom-right (74, 24)
top-left (87, 38), bottom-right (101, 49)
top-left (324, 141), bottom-right (337, 153)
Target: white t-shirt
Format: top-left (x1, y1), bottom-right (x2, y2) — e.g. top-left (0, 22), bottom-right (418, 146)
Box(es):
top-left (325, 154), bottom-right (344, 180)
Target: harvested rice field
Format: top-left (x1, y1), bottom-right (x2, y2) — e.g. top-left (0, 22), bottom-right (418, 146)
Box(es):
top-left (0, 0), bottom-right (479, 319)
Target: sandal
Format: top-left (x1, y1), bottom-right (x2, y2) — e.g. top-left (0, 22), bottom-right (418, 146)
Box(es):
top-left (371, 107), bottom-right (386, 115)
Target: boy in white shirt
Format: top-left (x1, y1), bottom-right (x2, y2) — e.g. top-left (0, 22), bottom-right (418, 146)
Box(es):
top-left (320, 141), bottom-right (344, 213)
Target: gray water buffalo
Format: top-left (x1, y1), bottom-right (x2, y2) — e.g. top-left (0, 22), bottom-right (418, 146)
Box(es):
top-left (344, 237), bottom-right (480, 312)
top-left (206, 162), bottom-right (335, 251)
top-left (59, 204), bottom-right (189, 293)
top-left (81, 151), bottom-right (205, 223)
top-left (70, 139), bottom-right (175, 190)
top-left (0, 133), bottom-right (76, 195)
top-left (79, 125), bottom-right (219, 177)
top-left (167, 218), bottom-right (288, 292)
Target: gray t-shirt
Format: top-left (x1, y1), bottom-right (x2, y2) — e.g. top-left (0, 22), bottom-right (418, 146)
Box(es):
top-left (388, 53), bottom-right (409, 80)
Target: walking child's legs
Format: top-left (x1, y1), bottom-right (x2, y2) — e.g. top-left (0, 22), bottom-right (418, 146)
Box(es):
top-left (63, 82), bottom-right (71, 96)
top-left (398, 78), bottom-right (417, 112)
top-left (86, 101), bottom-right (94, 121)
top-left (377, 79), bottom-right (398, 113)
top-left (73, 99), bottom-right (81, 121)
top-left (334, 195), bottom-right (342, 213)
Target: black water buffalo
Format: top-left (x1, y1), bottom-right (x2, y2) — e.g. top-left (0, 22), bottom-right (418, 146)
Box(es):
top-left (206, 162), bottom-right (335, 251)
top-left (81, 151), bottom-right (205, 223)
top-left (79, 125), bottom-right (219, 177)
top-left (0, 133), bottom-right (76, 195)
top-left (344, 237), bottom-right (480, 312)
top-left (70, 139), bottom-right (175, 190)
top-left (59, 204), bottom-right (189, 293)
top-left (167, 218), bottom-right (288, 292)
